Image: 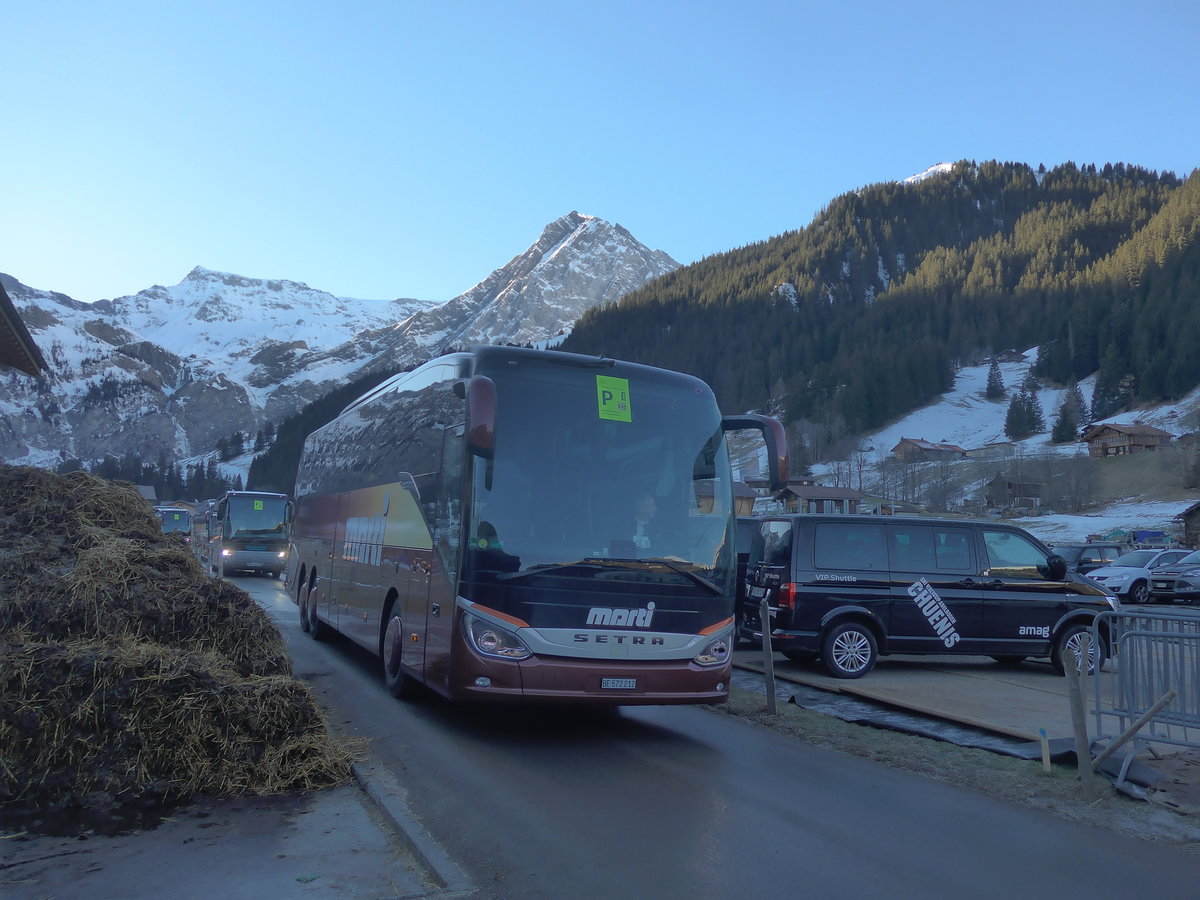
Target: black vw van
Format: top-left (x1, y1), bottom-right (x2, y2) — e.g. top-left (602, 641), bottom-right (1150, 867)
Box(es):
top-left (738, 515), bottom-right (1119, 678)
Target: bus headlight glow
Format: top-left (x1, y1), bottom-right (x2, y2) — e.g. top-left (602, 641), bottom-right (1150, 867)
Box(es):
top-left (464, 613), bottom-right (531, 661)
top-left (221, 549), bottom-right (233, 557)
top-left (694, 635), bottom-right (732, 667)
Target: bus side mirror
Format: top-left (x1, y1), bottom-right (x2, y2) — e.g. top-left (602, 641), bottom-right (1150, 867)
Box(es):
top-left (721, 414), bottom-right (790, 492)
top-left (458, 376), bottom-right (496, 459)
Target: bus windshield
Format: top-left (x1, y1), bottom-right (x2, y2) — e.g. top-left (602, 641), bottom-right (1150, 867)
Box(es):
top-left (226, 496), bottom-right (289, 540)
top-left (158, 510), bottom-right (192, 533)
top-left (466, 360), bottom-right (734, 596)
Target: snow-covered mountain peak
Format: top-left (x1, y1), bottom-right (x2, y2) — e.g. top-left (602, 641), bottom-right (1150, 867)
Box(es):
top-left (390, 212), bottom-right (679, 353)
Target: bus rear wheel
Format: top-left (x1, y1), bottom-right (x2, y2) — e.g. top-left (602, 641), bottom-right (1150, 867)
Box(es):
top-left (382, 611), bottom-right (417, 699)
top-left (305, 592), bottom-right (327, 641)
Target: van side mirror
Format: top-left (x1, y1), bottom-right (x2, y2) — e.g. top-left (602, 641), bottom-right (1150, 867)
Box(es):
top-left (721, 414), bottom-right (789, 492)
top-left (1046, 554), bottom-right (1067, 581)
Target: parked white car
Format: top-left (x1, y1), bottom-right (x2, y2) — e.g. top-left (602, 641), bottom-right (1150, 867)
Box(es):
top-left (1085, 548), bottom-right (1192, 604)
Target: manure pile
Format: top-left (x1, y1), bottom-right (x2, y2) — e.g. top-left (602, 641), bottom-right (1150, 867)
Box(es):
top-left (0, 465), bottom-right (354, 833)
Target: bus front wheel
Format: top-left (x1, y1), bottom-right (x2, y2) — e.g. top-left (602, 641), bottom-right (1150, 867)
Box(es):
top-left (382, 610), bottom-right (417, 699)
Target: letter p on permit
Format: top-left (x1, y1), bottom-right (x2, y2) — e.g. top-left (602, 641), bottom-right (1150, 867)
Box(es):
top-left (596, 375), bottom-right (633, 422)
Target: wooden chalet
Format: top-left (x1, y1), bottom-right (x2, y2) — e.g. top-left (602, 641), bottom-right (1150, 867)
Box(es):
top-left (1174, 502), bottom-right (1200, 549)
top-left (890, 437), bottom-right (968, 463)
top-left (985, 476), bottom-right (1043, 509)
top-left (733, 482), bottom-right (757, 516)
top-left (777, 480), bottom-right (865, 515)
top-left (1080, 423), bottom-right (1174, 458)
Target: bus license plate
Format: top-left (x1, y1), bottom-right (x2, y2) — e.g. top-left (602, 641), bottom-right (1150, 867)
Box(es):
top-left (601, 678), bottom-right (637, 690)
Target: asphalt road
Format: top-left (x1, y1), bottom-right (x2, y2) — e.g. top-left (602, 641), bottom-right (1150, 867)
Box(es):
top-left (249, 577), bottom-right (1200, 899)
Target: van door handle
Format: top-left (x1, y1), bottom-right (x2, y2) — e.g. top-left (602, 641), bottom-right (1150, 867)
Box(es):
top-left (956, 578), bottom-right (977, 587)
top-left (982, 579), bottom-right (1005, 588)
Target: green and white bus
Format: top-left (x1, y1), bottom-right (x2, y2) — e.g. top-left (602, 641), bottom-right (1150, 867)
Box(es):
top-left (204, 490), bottom-right (292, 578)
top-left (288, 345), bottom-right (787, 705)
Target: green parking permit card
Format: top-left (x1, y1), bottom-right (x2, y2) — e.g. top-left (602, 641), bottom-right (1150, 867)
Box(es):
top-left (596, 375), bottom-right (632, 422)
top-left (254, 500), bottom-right (264, 510)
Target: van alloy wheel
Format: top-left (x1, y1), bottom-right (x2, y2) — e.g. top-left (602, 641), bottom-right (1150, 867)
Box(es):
top-left (821, 622), bottom-right (877, 679)
top-left (1052, 622), bottom-right (1105, 675)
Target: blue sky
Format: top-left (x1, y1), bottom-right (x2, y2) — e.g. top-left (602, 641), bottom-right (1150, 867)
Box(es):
top-left (4, 0), bottom-right (1198, 305)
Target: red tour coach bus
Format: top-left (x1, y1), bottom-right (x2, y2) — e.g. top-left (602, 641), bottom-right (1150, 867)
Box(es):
top-left (288, 345), bottom-right (787, 705)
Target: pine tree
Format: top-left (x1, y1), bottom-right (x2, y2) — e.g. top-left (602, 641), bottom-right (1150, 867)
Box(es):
top-left (1004, 393), bottom-right (1026, 439)
top-left (1051, 399), bottom-right (1079, 443)
top-left (1069, 382), bottom-right (1088, 424)
top-left (985, 359), bottom-right (1006, 399)
top-left (1027, 391), bottom-right (1046, 432)
top-left (1004, 389), bottom-right (1045, 439)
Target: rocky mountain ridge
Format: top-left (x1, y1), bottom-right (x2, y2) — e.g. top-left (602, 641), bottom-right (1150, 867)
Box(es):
top-left (1, 213), bottom-right (679, 468)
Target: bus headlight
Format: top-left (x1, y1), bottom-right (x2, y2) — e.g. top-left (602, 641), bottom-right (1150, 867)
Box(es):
top-left (463, 613), bottom-right (531, 661)
top-left (694, 635), bottom-right (732, 667)
top-left (221, 549), bottom-right (233, 557)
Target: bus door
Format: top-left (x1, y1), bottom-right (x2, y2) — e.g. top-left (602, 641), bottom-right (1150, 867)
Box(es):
top-left (403, 551), bottom-right (432, 678)
top-left (420, 423), bottom-right (465, 691)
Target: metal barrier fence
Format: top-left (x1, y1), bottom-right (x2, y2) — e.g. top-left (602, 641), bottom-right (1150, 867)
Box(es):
top-left (1090, 609), bottom-right (1200, 777)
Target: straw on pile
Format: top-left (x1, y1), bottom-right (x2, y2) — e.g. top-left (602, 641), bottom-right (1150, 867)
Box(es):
top-left (0, 465), bottom-right (356, 832)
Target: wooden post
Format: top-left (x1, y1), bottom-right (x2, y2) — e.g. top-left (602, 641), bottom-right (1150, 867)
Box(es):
top-left (759, 598), bottom-right (777, 715)
top-left (1064, 634), bottom-right (1098, 800)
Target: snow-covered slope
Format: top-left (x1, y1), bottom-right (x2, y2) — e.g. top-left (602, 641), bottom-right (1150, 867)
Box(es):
top-left (808, 349), bottom-right (1200, 543)
top-left (88, 267), bottom-right (431, 385)
top-left (831, 349), bottom-right (1198, 464)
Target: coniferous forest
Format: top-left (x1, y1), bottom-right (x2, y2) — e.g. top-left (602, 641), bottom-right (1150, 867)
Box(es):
top-left (562, 161), bottom-right (1200, 458)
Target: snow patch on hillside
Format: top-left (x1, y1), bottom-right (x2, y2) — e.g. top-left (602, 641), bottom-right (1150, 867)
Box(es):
top-left (807, 349), bottom-right (1200, 543)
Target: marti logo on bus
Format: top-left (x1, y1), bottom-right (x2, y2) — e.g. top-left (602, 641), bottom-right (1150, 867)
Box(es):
top-left (586, 602), bottom-right (656, 628)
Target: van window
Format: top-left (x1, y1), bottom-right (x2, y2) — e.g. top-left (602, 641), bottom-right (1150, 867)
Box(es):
top-left (814, 522), bottom-right (887, 571)
top-left (981, 529), bottom-right (1048, 578)
top-left (891, 525), bottom-right (974, 573)
top-left (760, 520), bottom-right (793, 567)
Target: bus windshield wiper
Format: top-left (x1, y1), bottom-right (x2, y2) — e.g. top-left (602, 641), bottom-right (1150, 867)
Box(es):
top-left (495, 560), bottom-right (613, 582)
top-left (641, 558), bottom-right (723, 595)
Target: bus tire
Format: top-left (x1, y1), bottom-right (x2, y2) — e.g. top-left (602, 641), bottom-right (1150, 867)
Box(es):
top-left (382, 607), bottom-right (417, 700)
top-left (299, 593), bottom-right (311, 633)
top-left (305, 593), bottom-right (327, 641)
